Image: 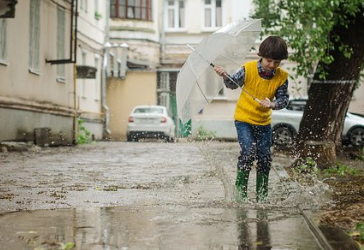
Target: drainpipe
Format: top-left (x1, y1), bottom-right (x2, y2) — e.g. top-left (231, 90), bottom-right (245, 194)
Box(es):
top-left (102, 0), bottom-right (111, 136)
top-left (102, 44), bottom-right (111, 135)
top-left (159, 0), bottom-right (166, 65)
top-left (73, 64), bottom-right (78, 144)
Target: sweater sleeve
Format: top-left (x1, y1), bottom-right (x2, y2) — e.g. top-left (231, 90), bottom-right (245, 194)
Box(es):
top-left (223, 67), bottom-right (245, 89)
top-left (272, 79), bottom-right (289, 110)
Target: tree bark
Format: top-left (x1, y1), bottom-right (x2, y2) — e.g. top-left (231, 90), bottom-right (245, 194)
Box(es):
top-left (295, 7), bottom-right (364, 168)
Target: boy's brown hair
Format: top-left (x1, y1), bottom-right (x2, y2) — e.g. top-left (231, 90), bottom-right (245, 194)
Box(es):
top-left (257, 36), bottom-right (288, 60)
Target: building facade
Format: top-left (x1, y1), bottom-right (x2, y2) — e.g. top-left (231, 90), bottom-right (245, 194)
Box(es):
top-left (0, 0), bottom-right (108, 145)
top-left (76, 0), bottom-right (107, 140)
top-left (0, 0), bottom-right (76, 145)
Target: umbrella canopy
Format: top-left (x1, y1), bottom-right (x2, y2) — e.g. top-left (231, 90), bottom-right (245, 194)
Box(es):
top-left (176, 19), bottom-right (262, 124)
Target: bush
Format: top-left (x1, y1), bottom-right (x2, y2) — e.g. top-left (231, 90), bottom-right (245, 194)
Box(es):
top-left (77, 119), bottom-right (92, 144)
top-left (195, 126), bottom-right (216, 141)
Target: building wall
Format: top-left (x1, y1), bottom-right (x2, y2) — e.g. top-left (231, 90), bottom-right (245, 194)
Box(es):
top-left (106, 71), bottom-right (157, 140)
top-left (0, 0), bottom-right (75, 145)
top-left (109, 0), bottom-right (161, 68)
top-left (75, 0), bottom-right (107, 140)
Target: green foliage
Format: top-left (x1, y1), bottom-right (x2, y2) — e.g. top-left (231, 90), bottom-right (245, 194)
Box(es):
top-left (195, 126), bottom-right (216, 141)
top-left (320, 162), bottom-right (360, 176)
top-left (94, 11), bottom-right (102, 20)
top-left (292, 157), bottom-right (318, 185)
top-left (77, 119), bottom-right (92, 144)
top-left (251, 0), bottom-right (364, 81)
top-left (349, 222), bottom-right (364, 247)
top-left (294, 157), bottom-right (318, 174)
top-left (357, 223), bottom-right (364, 241)
top-left (61, 242), bottom-right (75, 250)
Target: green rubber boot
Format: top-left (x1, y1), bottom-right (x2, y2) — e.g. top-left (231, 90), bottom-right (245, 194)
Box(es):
top-left (235, 170), bottom-right (250, 203)
top-left (256, 172), bottom-right (269, 203)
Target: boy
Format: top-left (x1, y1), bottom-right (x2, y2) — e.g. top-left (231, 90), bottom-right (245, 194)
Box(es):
top-left (214, 36), bottom-right (289, 202)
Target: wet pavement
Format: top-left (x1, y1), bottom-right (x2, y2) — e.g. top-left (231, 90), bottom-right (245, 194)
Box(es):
top-left (0, 141), bottom-right (330, 249)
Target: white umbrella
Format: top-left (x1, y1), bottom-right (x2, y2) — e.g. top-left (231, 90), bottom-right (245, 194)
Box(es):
top-left (176, 19), bottom-right (262, 124)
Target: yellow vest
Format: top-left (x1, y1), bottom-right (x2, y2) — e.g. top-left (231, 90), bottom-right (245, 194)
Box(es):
top-left (234, 61), bottom-right (288, 125)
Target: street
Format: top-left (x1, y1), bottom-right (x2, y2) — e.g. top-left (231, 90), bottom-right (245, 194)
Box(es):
top-left (0, 141), bottom-right (328, 249)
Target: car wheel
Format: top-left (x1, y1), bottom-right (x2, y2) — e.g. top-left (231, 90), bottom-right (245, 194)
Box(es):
top-left (129, 134), bottom-right (138, 142)
top-left (127, 135), bottom-right (132, 142)
top-left (168, 137), bottom-right (175, 143)
top-left (273, 125), bottom-right (295, 146)
top-left (348, 127), bottom-right (364, 146)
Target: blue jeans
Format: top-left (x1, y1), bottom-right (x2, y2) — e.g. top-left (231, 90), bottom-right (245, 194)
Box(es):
top-left (235, 121), bottom-right (272, 174)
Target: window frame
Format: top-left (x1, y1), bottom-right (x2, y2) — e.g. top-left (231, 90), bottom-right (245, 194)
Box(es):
top-left (164, 0), bottom-right (186, 31)
top-left (159, 93), bottom-right (170, 109)
top-left (202, 0), bottom-right (223, 31)
top-left (110, 0), bottom-right (153, 21)
top-left (0, 19), bottom-right (7, 64)
top-left (29, 0), bottom-right (41, 74)
top-left (159, 72), bottom-right (170, 91)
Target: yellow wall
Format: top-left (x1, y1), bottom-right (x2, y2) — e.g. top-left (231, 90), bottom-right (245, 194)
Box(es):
top-left (107, 71), bottom-right (157, 140)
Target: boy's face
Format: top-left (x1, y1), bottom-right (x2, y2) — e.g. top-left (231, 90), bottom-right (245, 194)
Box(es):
top-left (261, 58), bottom-right (281, 71)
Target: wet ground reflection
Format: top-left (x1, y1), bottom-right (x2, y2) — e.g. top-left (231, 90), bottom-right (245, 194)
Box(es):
top-left (0, 206), bottom-right (322, 250)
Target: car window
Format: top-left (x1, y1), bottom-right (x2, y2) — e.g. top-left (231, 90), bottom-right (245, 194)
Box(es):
top-left (134, 108), bottom-right (164, 114)
top-left (286, 100), bottom-right (306, 111)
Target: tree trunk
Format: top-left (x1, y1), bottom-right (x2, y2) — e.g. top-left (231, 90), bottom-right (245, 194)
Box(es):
top-left (295, 7), bottom-right (364, 168)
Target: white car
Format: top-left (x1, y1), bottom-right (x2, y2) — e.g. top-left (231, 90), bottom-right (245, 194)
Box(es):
top-left (126, 105), bottom-right (175, 142)
top-left (271, 99), bottom-right (364, 147)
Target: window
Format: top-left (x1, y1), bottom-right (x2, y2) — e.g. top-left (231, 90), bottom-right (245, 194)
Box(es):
top-left (203, 0), bottom-right (222, 29)
top-left (110, 0), bottom-right (153, 20)
top-left (159, 93), bottom-right (169, 108)
top-left (159, 72), bottom-right (170, 91)
top-left (80, 0), bottom-right (88, 12)
top-left (57, 7), bottom-right (66, 81)
top-left (29, 0), bottom-right (40, 73)
top-left (0, 19), bottom-right (7, 63)
top-left (165, 0), bottom-right (185, 30)
top-left (94, 0), bottom-right (99, 11)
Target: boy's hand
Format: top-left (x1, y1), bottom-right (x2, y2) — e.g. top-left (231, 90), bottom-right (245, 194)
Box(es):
top-left (214, 65), bottom-right (228, 79)
top-left (260, 98), bottom-right (275, 109)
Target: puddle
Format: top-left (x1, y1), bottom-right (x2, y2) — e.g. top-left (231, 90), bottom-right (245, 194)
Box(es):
top-left (0, 206), bottom-right (323, 250)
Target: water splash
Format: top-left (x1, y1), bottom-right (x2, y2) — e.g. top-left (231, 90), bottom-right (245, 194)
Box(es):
top-left (273, 163), bottom-right (333, 210)
top-left (197, 140), bottom-right (333, 210)
top-left (196, 140), bottom-right (236, 202)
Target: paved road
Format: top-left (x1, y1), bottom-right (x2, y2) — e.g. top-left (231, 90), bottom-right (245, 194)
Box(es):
top-left (0, 141), bottom-right (329, 249)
